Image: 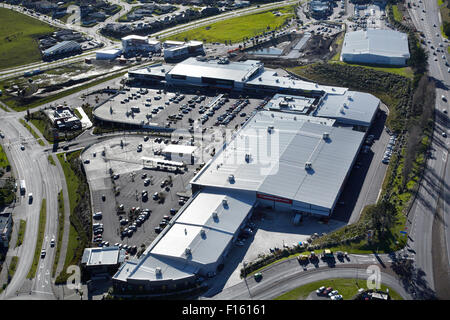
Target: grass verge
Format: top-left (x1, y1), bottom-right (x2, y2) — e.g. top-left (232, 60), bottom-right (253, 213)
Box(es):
top-left (15, 219), bottom-right (26, 248)
top-left (52, 190), bottom-right (65, 277)
top-left (18, 119), bottom-right (40, 140)
top-left (48, 154), bottom-right (56, 166)
top-left (27, 198), bottom-right (46, 279)
top-left (274, 278), bottom-right (403, 300)
top-left (0, 145), bottom-right (10, 169)
top-left (7, 256), bottom-right (19, 282)
top-left (55, 151), bottom-right (90, 283)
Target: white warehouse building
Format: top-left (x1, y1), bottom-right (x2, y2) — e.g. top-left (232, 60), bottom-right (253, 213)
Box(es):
top-left (112, 111), bottom-right (366, 294)
top-left (340, 29), bottom-right (410, 66)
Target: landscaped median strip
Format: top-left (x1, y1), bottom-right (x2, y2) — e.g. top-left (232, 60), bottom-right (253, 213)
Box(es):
top-left (15, 219), bottom-right (26, 248)
top-left (27, 198), bottom-right (46, 279)
top-left (52, 190), bottom-right (65, 277)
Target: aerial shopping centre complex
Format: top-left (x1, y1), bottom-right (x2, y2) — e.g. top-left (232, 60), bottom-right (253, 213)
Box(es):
top-left (110, 56), bottom-right (381, 294)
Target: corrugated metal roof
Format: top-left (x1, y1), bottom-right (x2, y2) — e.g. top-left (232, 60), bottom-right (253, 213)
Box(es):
top-left (192, 111), bottom-right (363, 211)
top-left (168, 57), bottom-right (262, 83)
top-left (43, 40), bottom-right (80, 55)
top-left (341, 29), bottom-right (410, 58)
top-left (314, 91), bottom-right (380, 126)
top-left (246, 70), bottom-right (348, 94)
top-left (151, 189), bottom-right (255, 265)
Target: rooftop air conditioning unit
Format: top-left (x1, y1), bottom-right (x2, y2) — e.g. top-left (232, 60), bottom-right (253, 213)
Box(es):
top-left (245, 154), bottom-right (250, 163)
top-left (259, 77), bottom-right (262, 81)
top-left (212, 211), bottom-right (218, 220)
top-left (155, 267), bottom-right (162, 275)
top-left (323, 132), bottom-right (330, 140)
top-left (228, 174), bottom-right (234, 183)
top-left (200, 229), bottom-right (206, 237)
top-left (267, 125), bottom-right (274, 133)
top-left (305, 162), bottom-right (312, 169)
top-left (185, 247), bottom-right (191, 255)
top-left (222, 198), bottom-right (228, 206)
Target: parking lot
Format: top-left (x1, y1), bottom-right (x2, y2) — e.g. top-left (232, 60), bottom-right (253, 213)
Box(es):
top-left (93, 84), bottom-right (267, 132)
top-left (81, 135), bottom-right (205, 253)
top-left (212, 209), bottom-right (346, 291)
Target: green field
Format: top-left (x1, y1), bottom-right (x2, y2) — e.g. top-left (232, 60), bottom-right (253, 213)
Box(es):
top-left (274, 278), bottom-right (403, 300)
top-left (0, 8), bottom-right (56, 70)
top-left (27, 198), bottom-right (46, 279)
top-left (166, 5), bottom-right (295, 43)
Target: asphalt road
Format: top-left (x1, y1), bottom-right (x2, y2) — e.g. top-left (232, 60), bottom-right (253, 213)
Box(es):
top-left (207, 253), bottom-right (412, 300)
top-left (0, 115), bottom-right (61, 300)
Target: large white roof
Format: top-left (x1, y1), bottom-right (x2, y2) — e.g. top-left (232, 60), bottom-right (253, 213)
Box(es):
top-left (341, 29), bottom-right (410, 58)
top-left (314, 91), bottom-right (380, 126)
top-left (168, 57), bottom-right (262, 83)
top-left (151, 189), bottom-right (255, 264)
top-left (191, 111), bottom-right (364, 211)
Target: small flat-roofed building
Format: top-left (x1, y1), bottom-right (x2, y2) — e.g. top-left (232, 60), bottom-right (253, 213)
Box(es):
top-left (341, 29), bottom-right (410, 66)
top-left (81, 246), bottom-right (126, 276)
top-left (163, 40), bottom-right (185, 48)
top-left (95, 48), bottom-right (122, 60)
top-left (162, 144), bottom-right (197, 164)
top-left (314, 91), bottom-right (380, 129)
top-left (122, 35), bottom-right (160, 54)
top-left (46, 105), bottom-right (81, 131)
top-left (265, 93), bottom-right (316, 114)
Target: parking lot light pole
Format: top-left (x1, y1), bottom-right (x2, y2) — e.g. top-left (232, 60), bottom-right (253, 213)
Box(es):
top-left (243, 261), bottom-right (252, 299)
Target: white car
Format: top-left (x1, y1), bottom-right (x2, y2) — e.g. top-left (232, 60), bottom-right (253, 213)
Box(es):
top-left (328, 290), bottom-right (339, 297)
top-left (443, 132), bottom-right (447, 138)
top-left (50, 238), bottom-right (55, 247)
top-left (331, 294), bottom-right (343, 300)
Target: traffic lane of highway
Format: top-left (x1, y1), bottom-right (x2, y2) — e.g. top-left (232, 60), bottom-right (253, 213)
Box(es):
top-left (406, 1), bottom-right (449, 291)
top-left (33, 153), bottom-right (61, 298)
top-left (0, 119), bottom-right (45, 298)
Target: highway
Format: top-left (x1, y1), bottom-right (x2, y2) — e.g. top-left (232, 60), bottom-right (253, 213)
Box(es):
top-left (406, 0), bottom-right (450, 298)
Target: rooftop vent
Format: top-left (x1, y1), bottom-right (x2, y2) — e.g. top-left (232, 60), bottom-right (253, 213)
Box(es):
top-left (258, 77), bottom-right (262, 81)
top-left (340, 106), bottom-right (345, 114)
top-left (245, 154), bottom-right (250, 163)
top-left (267, 125), bottom-right (275, 133)
top-left (200, 229), bottom-right (206, 237)
top-left (185, 247), bottom-right (191, 255)
top-left (222, 198), bottom-right (228, 206)
top-left (155, 267), bottom-right (162, 275)
top-left (228, 174), bottom-right (235, 183)
top-left (212, 211), bottom-right (218, 219)
top-left (161, 68), bottom-right (165, 72)
top-left (323, 132), bottom-right (330, 140)
top-left (305, 162), bottom-right (312, 170)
